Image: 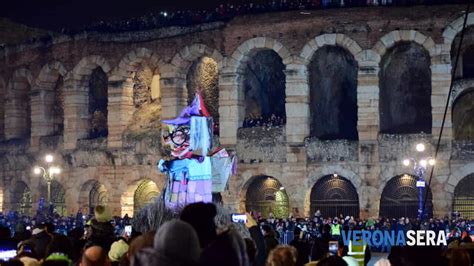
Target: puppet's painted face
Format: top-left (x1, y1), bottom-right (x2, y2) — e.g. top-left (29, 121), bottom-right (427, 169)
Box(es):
top-left (163, 125), bottom-right (191, 158)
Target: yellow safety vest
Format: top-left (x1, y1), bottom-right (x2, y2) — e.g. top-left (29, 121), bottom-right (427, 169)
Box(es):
top-left (330, 224), bottom-right (341, 235)
top-left (347, 240), bottom-right (366, 266)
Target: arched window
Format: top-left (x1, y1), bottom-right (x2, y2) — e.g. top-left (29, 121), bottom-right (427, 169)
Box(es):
top-left (133, 179), bottom-right (160, 215)
top-left (244, 175), bottom-right (289, 218)
top-left (462, 46), bottom-right (474, 79)
top-left (453, 174), bottom-right (474, 219)
top-left (309, 46), bottom-right (358, 140)
top-left (380, 174), bottom-right (433, 219)
top-left (11, 181), bottom-right (32, 216)
top-left (79, 180), bottom-right (107, 215)
top-left (52, 76), bottom-right (65, 135)
top-left (243, 50), bottom-right (286, 128)
top-left (453, 89), bottom-right (474, 140)
top-left (40, 180), bottom-right (66, 216)
top-left (379, 42), bottom-right (432, 134)
top-left (88, 67), bottom-right (108, 138)
top-left (310, 175), bottom-right (359, 218)
top-left (5, 74), bottom-right (31, 139)
top-left (186, 56), bottom-right (219, 126)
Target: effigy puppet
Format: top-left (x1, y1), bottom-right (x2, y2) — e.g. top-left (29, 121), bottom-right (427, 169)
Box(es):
top-left (158, 92), bottom-right (235, 209)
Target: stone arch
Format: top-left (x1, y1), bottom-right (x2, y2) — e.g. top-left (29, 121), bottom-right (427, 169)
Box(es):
top-left (173, 44), bottom-right (223, 124)
top-left (306, 43), bottom-right (359, 140)
top-left (452, 87), bottom-right (474, 140)
top-left (379, 41), bottom-right (432, 134)
top-left (79, 179), bottom-right (108, 215)
top-left (305, 166), bottom-right (360, 216)
top-left (309, 174), bottom-right (360, 218)
top-left (172, 44), bottom-right (223, 74)
top-left (449, 24), bottom-right (474, 79)
top-left (115, 48), bottom-right (161, 103)
top-left (237, 38), bottom-right (290, 124)
top-left (443, 13), bottom-right (474, 48)
top-left (121, 178), bottom-right (161, 217)
top-left (0, 77), bottom-right (5, 139)
top-left (379, 174), bottom-right (433, 219)
top-left (219, 37), bottom-right (292, 144)
top-left (239, 175), bottom-right (289, 218)
top-left (65, 56), bottom-right (111, 148)
top-left (71, 56), bottom-right (112, 78)
top-left (39, 179), bottom-right (67, 215)
top-left (300, 33), bottom-right (363, 64)
top-left (9, 180), bottom-right (32, 216)
top-left (111, 48), bottom-right (162, 147)
top-left (447, 162), bottom-right (474, 194)
top-left (133, 179), bottom-right (160, 216)
top-left (116, 48), bottom-right (160, 77)
top-left (452, 173), bottom-right (474, 219)
top-left (451, 78), bottom-right (474, 107)
top-left (31, 61), bottom-right (68, 144)
top-left (373, 30), bottom-right (436, 61)
top-left (229, 37), bottom-right (292, 72)
top-left (5, 68), bottom-right (34, 140)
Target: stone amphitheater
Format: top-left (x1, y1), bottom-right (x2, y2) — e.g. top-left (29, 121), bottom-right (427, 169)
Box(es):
top-left (0, 4), bottom-right (473, 219)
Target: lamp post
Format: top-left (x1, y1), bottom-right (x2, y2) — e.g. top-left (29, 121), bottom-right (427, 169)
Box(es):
top-left (33, 154), bottom-right (61, 206)
top-left (402, 143), bottom-right (435, 220)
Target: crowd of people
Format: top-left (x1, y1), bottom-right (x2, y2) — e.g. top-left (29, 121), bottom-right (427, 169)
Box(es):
top-left (0, 203), bottom-right (473, 266)
top-left (242, 114), bottom-right (286, 128)
top-left (78, 0), bottom-right (470, 33)
top-left (259, 211), bottom-right (474, 249)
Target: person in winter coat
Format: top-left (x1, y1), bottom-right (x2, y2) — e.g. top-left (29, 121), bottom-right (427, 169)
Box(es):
top-left (22, 225), bottom-right (52, 259)
top-left (85, 206), bottom-right (115, 251)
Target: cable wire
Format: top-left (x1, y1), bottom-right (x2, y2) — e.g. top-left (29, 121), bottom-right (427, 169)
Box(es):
top-left (422, 3), bottom-right (471, 220)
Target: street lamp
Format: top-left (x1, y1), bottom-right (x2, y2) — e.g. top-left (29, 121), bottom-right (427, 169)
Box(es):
top-left (33, 154), bottom-right (61, 206)
top-left (402, 143), bottom-right (435, 219)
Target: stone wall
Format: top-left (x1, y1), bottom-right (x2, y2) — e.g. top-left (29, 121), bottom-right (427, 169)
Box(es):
top-left (0, 5), bottom-right (473, 217)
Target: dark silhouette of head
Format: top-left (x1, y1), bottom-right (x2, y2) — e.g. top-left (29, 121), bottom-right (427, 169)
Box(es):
top-left (180, 202), bottom-right (217, 248)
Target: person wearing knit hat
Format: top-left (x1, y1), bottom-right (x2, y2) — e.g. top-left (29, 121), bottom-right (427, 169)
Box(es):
top-left (85, 206), bottom-right (115, 251)
top-left (22, 225), bottom-right (52, 260)
top-left (94, 205), bottom-right (112, 223)
top-left (43, 253), bottom-right (73, 266)
top-left (132, 219), bottom-right (201, 266)
top-left (108, 239), bottom-right (129, 262)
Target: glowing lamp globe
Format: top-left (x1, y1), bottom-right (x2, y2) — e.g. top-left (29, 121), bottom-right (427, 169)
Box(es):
top-left (416, 143), bottom-right (425, 152)
top-left (45, 154), bottom-right (54, 163)
top-left (420, 160), bottom-right (427, 168)
top-left (403, 159), bottom-right (410, 166)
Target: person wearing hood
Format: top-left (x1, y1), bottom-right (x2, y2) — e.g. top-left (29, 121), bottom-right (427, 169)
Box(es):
top-left (22, 225), bottom-right (52, 259)
top-left (131, 219), bottom-right (201, 266)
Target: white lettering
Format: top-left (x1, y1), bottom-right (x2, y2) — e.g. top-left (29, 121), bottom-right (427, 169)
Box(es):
top-left (417, 231), bottom-right (426, 246)
top-left (426, 231), bottom-right (436, 246)
top-left (406, 230), bottom-right (416, 246)
top-left (437, 231), bottom-right (447, 246)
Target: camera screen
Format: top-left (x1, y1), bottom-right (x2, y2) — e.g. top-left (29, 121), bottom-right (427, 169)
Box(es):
top-left (231, 214), bottom-right (247, 223)
top-left (328, 241), bottom-right (338, 255)
top-left (0, 250), bottom-right (17, 261)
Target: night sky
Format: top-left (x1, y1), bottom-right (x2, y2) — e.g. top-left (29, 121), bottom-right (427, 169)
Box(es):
top-left (2, 0), bottom-right (254, 31)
